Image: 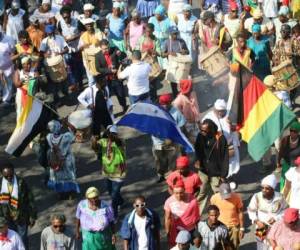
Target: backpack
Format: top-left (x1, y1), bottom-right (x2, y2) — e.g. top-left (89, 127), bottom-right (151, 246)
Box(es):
top-left (48, 136), bottom-right (64, 171)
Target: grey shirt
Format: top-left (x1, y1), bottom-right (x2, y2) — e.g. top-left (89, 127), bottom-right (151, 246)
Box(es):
top-left (40, 226), bottom-right (76, 250)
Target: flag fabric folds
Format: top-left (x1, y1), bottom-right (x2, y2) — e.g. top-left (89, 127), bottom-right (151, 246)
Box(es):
top-left (116, 102), bottom-right (194, 153)
top-left (228, 67), bottom-right (296, 161)
top-left (5, 96), bottom-right (56, 157)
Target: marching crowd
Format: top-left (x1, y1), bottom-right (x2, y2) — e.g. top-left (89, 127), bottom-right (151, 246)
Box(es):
top-left (1, 0), bottom-right (300, 249)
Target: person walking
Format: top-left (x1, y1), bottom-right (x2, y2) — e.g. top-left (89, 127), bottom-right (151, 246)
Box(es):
top-left (0, 217), bottom-right (25, 250)
top-left (247, 174), bottom-right (288, 250)
top-left (166, 156), bottom-right (201, 197)
top-left (117, 50), bottom-right (151, 104)
top-left (92, 125), bottom-right (126, 218)
top-left (40, 214), bottom-right (75, 250)
top-left (194, 119), bottom-right (229, 213)
top-left (120, 195), bottom-right (161, 250)
top-left (210, 182), bottom-right (244, 249)
top-left (0, 162), bottom-right (37, 248)
top-left (75, 187), bottom-right (116, 250)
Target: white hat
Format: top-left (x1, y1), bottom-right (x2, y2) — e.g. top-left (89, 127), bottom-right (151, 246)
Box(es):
top-left (214, 99), bottom-right (227, 110)
top-left (81, 18), bottom-right (95, 25)
top-left (42, 0), bottom-right (51, 5)
top-left (107, 125), bottom-right (118, 134)
top-left (83, 3), bottom-right (94, 11)
top-left (113, 2), bottom-right (122, 9)
top-left (176, 230), bottom-right (191, 244)
top-left (261, 174), bottom-right (278, 190)
top-left (11, 1), bottom-right (20, 9)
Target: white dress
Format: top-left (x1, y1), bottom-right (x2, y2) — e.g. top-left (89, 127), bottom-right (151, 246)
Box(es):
top-left (177, 13), bottom-right (197, 61)
top-left (285, 167), bottom-right (300, 209)
top-left (5, 8), bottom-right (25, 42)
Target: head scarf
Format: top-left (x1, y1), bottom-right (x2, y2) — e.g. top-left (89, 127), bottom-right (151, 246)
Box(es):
top-left (48, 120), bottom-right (61, 134)
top-left (214, 99), bottom-right (227, 110)
top-left (154, 5), bottom-right (166, 16)
top-left (21, 56), bottom-right (31, 65)
top-left (229, 1), bottom-right (238, 10)
top-left (290, 121), bottom-right (300, 132)
top-left (131, 9), bottom-right (139, 17)
top-left (278, 5), bottom-right (289, 16)
top-left (173, 177), bottom-right (185, 189)
top-left (176, 156), bottom-right (190, 169)
top-left (45, 24), bottom-right (55, 34)
top-left (252, 8), bottom-right (263, 19)
top-left (85, 187), bottom-right (99, 199)
top-left (159, 94), bottom-right (172, 105)
top-left (252, 23), bottom-right (261, 33)
top-left (283, 208), bottom-right (299, 223)
top-left (180, 79), bottom-right (192, 94)
top-left (83, 3), bottom-right (94, 10)
top-left (261, 174), bottom-right (277, 190)
top-left (176, 230), bottom-right (191, 244)
top-left (183, 4), bottom-right (192, 12)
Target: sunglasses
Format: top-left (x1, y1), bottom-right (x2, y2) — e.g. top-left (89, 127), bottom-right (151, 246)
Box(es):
top-left (53, 225), bottom-right (64, 228)
top-left (135, 203), bottom-right (146, 208)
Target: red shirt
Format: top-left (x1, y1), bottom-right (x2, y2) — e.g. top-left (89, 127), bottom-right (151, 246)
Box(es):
top-left (103, 52), bottom-right (113, 80)
top-left (166, 171), bottom-right (202, 194)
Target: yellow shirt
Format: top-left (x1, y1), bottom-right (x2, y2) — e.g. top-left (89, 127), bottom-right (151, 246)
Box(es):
top-left (79, 30), bottom-right (106, 47)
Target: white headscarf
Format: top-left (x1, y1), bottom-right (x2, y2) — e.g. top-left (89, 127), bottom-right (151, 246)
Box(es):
top-left (261, 174), bottom-right (277, 190)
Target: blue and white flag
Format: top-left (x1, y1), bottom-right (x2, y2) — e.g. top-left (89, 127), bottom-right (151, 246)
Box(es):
top-left (116, 102), bottom-right (194, 153)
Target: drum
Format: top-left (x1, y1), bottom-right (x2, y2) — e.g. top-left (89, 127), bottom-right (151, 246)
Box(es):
top-left (166, 54), bottom-right (193, 83)
top-left (44, 55), bottom-right (67, 83)
top-left (142, 53), bottom-right (162, 80)
top-left (68, 109), bottom-right (92, 143)
top-left (199, 46), bottom-right (229, 78)
top-left (82, 46), bottom-right (101, 76)
top-left (272, 60), bottom-right (300, 91)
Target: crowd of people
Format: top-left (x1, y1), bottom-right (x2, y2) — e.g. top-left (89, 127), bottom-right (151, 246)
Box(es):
top-left (1, 0), bottom-right (300, 249)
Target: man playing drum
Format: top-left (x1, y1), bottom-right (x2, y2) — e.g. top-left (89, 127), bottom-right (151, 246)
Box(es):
top-left (78, 18), bottom-right (106, 86)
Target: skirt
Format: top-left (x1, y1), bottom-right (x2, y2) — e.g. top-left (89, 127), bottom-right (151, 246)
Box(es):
top-left (136, 0), bottom-right (159, 18)
top-left (82, 228), bottom-right (116, 250)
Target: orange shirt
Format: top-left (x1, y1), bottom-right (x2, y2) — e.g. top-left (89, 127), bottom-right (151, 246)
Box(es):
top-left (26, 25), bottom-right (45, 51)
top-left (210, 192), bottom-right (243, 227)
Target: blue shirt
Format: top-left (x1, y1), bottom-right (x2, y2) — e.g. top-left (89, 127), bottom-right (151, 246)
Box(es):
top-left (106, 13), bottom-right (126, 40)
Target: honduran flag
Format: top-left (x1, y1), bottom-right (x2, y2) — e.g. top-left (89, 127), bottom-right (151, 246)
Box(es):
top-left (228, 66), bottom-right (296, 161)
top-left (5, 82), bottom-right (56, 157)
top-left (116, 102), bottom-right (194, 153)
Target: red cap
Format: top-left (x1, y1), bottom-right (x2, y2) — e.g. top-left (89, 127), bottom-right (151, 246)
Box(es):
top-left (229, 0), bottom-right (238, 10)
top-left (159, 94), bottom-right (173, 105)
top-left (173, 177), bottom-right (185, 189)
top-left (179, 79), bottom-right (192, 94)
top-left (294, 156), bottom-right (300, 166)
top-left (244, 5), bottom-right (251, 12)
top-left (283, 208), bottom-right (299, 224)
top-left (176, 156), bottom-right (189, 169)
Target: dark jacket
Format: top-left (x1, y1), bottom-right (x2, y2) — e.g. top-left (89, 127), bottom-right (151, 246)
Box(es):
top-left (194, 133), bottom-right (229, 178)
top-left (120, 208), bottom-right (161, 250)
top-left (0, 175), bottom-right (37, 225)
top-left (95, 48), bottom-right (126, 77)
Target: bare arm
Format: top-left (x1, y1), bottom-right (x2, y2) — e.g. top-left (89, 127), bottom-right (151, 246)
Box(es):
top-left (75, 218), bottom-right (81, 240)
top-left (164, 210), bottom-right (172, 235)
top-left (123, 239), bottom-right (129, 250)
top-left (282, 180), bottom-right (291, 199)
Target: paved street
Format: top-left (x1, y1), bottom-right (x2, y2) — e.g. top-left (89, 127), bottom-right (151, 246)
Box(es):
top-left (0, 64), bottom-right (274, 249)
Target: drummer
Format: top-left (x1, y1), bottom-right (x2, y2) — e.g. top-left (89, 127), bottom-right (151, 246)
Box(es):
top-left (162, 26), bottom-right (189, 97)
top-left (77, 74), bottom-right (114, 137)
top-left (78, 18), bottom-right (106, 86)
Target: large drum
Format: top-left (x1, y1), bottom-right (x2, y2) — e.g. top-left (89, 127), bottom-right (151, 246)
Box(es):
top-left (44, 55), bottom-right (67, 83)
top-left (82, 46), bottom-right (101, 76)
top-left (272, 60), bottom-right (300, 91)
top-left (142, 53), bottom-right (162, 81)
top-left (199, 46), bottom-right (229, 78)
top-left (68, 109), bottom-right (92, 143)
top-left (166, 54), bottom-right (193, 83)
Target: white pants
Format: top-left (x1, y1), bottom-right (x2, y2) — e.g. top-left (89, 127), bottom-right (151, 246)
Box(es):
top-left (0, 73), bottom-right (13, 102)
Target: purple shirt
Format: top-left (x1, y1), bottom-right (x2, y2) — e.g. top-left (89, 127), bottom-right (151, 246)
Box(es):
top-left (76, 199), bottom-right (114, 231)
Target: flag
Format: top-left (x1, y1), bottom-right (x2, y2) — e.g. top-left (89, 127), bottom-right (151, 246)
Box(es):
top-left (116, 102), bottom-right (194, 153)
top-left (5, 95), bottom-right (56, 157)
top-left (228, 66), bottom-right (296, 161)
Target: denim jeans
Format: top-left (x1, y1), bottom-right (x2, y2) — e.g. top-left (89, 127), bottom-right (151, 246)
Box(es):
top-left (8, 221), bottom-right (28, 249)
top-left (64, 52), bottom-right (84, 87)
top-left (106, 178), bottom-right (124, 218)
top-left (129, 92), bottom-right (150, 105)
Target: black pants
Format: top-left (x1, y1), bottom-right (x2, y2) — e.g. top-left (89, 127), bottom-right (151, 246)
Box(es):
top-left (170, 82), bottom-right (178, 98)
top-left (108, 80), bottom-right (127, 109)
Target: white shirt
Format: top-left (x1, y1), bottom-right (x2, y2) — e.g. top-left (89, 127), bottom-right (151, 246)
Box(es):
top-left (0, 34), bottom-right (15, 76)
top-left (40, 35), bottom-right (68, 54)
top-left (0, 229), bottom-right (25, 250)
top-left (285, 167), bottom-right (300, 209)
top-left (119, 61), bottom-right (151, 96)
top-left (77, 85), bottom-right (113, 110)
top-left (134, 214), bottom-right (148, 250)
top-left (244, 17), bottom-right (274, 34)
top-left (258, 0), bottom-right (278, 18)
